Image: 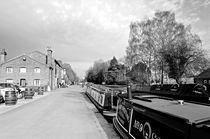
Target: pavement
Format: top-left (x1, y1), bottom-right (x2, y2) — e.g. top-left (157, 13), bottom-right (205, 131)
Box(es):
top-left (0, 85), bottom-right (120, 139)
top-left (0, 91), bottom-right (51, 115)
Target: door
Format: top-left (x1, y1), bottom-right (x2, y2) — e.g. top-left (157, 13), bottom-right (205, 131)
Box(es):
top-left (20, 79), bottom-right (26, 87)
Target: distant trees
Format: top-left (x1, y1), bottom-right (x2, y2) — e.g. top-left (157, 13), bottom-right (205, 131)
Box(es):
top-left (63, 63), bottom-right (79, 84)
top-left (85, 11), bottom-right (209, 85)
top-left (127, 62), bottom-right (149, 85)
top-left (85, 57), bottom-right (127, 85)
top-left (85, 60), bottom-right (109, 84)
top-left (105, 57), bottom-right (127, 85)
top-left (126, 11), bottom-right (209, 84)
top-left (105, 57), bottom-right (118, 84)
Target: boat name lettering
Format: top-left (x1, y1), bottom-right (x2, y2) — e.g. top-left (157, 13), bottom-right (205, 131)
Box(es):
top-left (152, 133), bottom-right (161, 139)
top-left (133, 120), bottom-right (143, 132)
top-left (133, 120), bottom-right (161, 139)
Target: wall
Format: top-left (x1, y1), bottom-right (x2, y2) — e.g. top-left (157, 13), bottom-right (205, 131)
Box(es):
top-left (27, 51), bottom-right (47, 64)
top-left (0, 55), bottom-right (49, 86)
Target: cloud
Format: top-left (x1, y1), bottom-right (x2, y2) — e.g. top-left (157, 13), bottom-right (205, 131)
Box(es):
top-left (146, 0), bottom-right (185, 12)
top-left (33, 0), bottom-right (187, 30)
top-left (0, 0), bottom-right (209, 78)
top-left (33, 0), bottom-right (139, 30)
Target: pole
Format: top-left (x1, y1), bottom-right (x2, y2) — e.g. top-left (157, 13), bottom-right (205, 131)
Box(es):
top-left (127, 80), bottom-right (132, 100)
top-left (161, 61), bottom-right (164, 85)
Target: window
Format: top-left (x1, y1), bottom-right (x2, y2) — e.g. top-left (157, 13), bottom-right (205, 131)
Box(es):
top-left (6, 79), bottom-right (13, 83)
top-left (34, 67), bottom-right (40, 73)
top-left (6, 67), bottom-right (13, 73)
top-left (20, 67), bottom-right (26, 73)
top-left (33, 79), bottom-right (40, 86)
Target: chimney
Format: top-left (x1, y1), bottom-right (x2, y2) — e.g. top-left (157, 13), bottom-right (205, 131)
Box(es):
top-left (47, 47), bottom-right (53, 67)
top-left (0, 49), bottom-right (7, 64)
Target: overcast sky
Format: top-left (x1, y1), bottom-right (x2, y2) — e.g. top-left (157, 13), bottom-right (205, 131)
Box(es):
top-left (0, 0), bottom-right (210, 78)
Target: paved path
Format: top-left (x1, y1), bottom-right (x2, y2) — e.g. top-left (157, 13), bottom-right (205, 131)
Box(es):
top-left (0, 86), bottom-right (118, 139)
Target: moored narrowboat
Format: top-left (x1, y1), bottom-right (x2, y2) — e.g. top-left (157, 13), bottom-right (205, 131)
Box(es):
top-left (133, 83), bottom-right (210, 104)
top-left (113, 94), bottom-right (210, 139)
top-left (85, 83), bottom-right (126, 120)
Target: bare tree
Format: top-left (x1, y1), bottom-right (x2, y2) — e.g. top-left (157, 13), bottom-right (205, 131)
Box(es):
top-left (126, 20), bottom-right (155, 84)
top-left (162, 25), bottom-right (209, 83)
top-left (126, 11), bottom-right (209, 84)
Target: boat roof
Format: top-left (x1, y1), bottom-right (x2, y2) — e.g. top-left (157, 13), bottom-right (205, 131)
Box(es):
top-left (132, 95), bottom-right (210, 124)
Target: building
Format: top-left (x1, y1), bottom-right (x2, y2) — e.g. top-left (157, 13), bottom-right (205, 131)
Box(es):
top-left (0, 48), bottom-right (65, 90)
top-left (194, 68), bottom-right (210, 84)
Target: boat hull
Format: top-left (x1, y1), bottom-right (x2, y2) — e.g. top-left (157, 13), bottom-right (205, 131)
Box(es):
top-left (113, 94), bottom-right (210, 139)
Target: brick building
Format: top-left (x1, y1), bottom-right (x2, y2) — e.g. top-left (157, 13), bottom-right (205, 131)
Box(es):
top-left (0, 48), bottom-right (65, 90)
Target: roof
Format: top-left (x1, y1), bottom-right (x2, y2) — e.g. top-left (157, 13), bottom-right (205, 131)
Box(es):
top-left (132, 95), bottom-right (210, 124)
top-left (0, 50), bottom-right (63, 69)
top-left (28, 51), bottom-right (63, 68)
top-left (55, 59), bottom-right (63, 68)
top-left (27, 50), bottom-right (46, 57)
top-left (27, 51), bottom-right (47, 65)
top-left (0, 54), bottom-right (48, 68)
top-left (195, 68), bottom-right (210, 79)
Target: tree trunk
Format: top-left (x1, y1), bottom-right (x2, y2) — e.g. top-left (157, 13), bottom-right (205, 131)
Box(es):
top-left (161, 61), bottom-right (164, 85)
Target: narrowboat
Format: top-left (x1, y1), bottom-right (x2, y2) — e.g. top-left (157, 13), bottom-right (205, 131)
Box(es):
top-left (132, 83), bottom-right (210, 104)
top-left (113, 93), bottom-right (210, 139)
top-left (86, 83), bottom-right (111, 111)
top-left (149, 83), bottom-right (210, 104)
top-left (85, 83), bottom-right (126, 120)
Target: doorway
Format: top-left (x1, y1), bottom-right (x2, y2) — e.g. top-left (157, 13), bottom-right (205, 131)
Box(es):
top-left (20, 79), bottom-right (26, 87)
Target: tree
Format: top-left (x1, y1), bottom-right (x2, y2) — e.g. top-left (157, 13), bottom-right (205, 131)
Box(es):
top-left (108, 56), bottom-right (118, 70)
top-left (151, 11), bottom-right (182, 84)
top-left (126, 18), bottom-right (159, 84)
top-left (105, 57), bottom-right (127, 85)
top-left (105, 57), bottom-right (119, 84)
top-left (159, 21), bottom-right (207, 84)
top-left (126, 11), bottom-right (209, 84)
top-left (63, 63), bottom-right (79, 83)
top-left (126, 20), bottom-right (154, 70)
top-left (127, 62), bottom-right (150, 84)
top-left (85, 60), bottom-right (109, 84)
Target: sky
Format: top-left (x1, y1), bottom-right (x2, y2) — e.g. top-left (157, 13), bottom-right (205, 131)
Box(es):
top-left (0, 0), bottom-right (210, 78)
